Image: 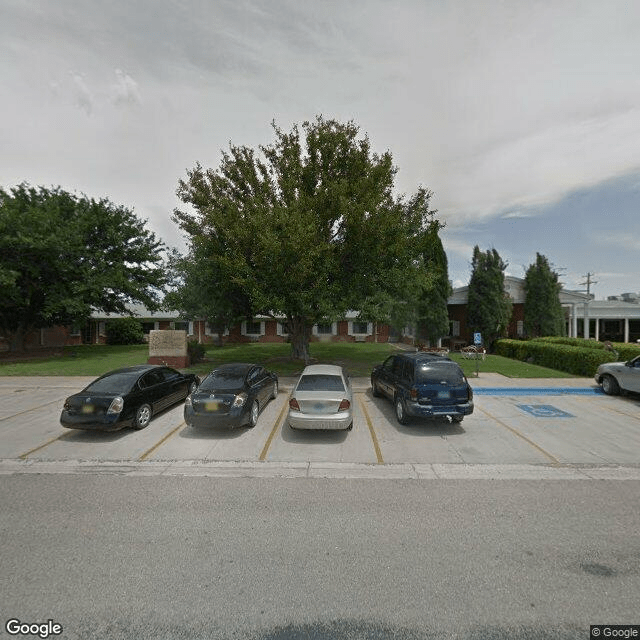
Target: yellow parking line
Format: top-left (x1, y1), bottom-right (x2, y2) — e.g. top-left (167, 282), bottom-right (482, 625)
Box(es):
top-left (259, 400), bottom-right (288, 461)
top-left (19, 432), bottom-right (72, 459)
top-left (359, 396), bottom-right (384, 465)
top-left (478, 406), bottom-right (560, 465)
top-left (1, 398), bottom-right (64, 423)
top-left (138, 421), bottom-right (187, 461)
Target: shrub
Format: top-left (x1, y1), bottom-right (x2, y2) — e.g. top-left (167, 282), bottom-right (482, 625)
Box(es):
top-left (495, 338), bottom-right (640, 376)
top-left (105, 317), bottom-right (144, 345)
top-left (187, 340), bottom-right (206, 364)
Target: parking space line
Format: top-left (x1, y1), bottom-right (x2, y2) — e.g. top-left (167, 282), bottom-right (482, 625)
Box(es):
top-left (259, 400), bottom-right (288, 461)
top-left (138, 421), bottom-right (187, 461)
top-left (478, 406), bottom-right (560, 465)
top-left (358, 395), bottom-right (384, 465)
top-left (19, 432), bottom-right (72, 459)
top-left (1, 398), bottom-right (64, 423)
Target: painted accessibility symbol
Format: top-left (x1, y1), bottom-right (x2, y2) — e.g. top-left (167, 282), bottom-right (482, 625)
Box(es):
top-left (517, 404), bottom-right (574, 418)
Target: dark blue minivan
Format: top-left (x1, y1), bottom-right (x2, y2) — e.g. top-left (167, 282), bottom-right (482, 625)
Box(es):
top-left (371, 353), bottom-right (473, 424)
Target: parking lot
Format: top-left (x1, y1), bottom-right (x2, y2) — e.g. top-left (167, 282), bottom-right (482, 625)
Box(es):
top-left (1, 374), bottom-right (639, 479)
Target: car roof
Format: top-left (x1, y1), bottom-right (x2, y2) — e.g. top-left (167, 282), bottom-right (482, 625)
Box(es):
top-left (300, 364), bottom-right (345, 376)
top-left (211, 363), bottom-right (257, 375)
top-left (397, 352), bottom-right (453, 363)
top-left (100, 365), bottom-right (161, 376)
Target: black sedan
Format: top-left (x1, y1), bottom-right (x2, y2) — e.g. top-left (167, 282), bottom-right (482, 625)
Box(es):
top-left (60, 365), bottom-right (199, 431)
top-left (184, 363), bottom-right (278, 428)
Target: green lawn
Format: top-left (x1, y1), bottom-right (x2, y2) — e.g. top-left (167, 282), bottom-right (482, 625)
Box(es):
top-left (0, 342), bottom-right (579, 378)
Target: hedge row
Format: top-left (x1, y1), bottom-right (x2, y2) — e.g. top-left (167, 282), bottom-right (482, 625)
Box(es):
top-left (529, 337), bottom-right (640, 361)
top-left (494, 338), bottom-right (640, 377)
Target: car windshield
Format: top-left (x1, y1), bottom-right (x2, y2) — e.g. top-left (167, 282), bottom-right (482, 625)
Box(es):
top-left (84, 372), bottom-right (140, 394)
top-left (200, 371), bottom-right (246, 391)
top-left (297, 374), bottom-right (345, 392)
top-left (416, 365), bottom-right (465, 385)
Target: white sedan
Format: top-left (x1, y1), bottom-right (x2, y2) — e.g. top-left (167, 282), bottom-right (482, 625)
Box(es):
top-left (595, 355), bottom-right (640, 395)
top-left (287, 364), bottom-right (353, 431)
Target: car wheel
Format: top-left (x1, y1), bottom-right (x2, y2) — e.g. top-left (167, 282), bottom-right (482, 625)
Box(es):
top-left (188, 381), bottom-right (198, 395)
top-left (133, 403), bottom-right (152, 430)
top-left (395, 396), bottom-right (409, 425)
top-left (346, 423), bottom-right (353, 431)
top-left (248, 400), bottom-right (259, 428)
top-left (451, 415), bottom-right (464, 423)
top-left (371, 379), bottom-right (382, 397)
top-left (271, 380), bottom-right (278, 400)
top-left (601, 374), bottom-right (620, 396)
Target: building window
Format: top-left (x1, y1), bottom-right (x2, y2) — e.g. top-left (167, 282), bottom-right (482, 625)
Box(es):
top-left (449, 321), bottom-right (460, 337)
top-left (517, 320), bottom-right (524, 337)
top-left (141, 322), bottom-right (156, 334)
top-left (173, 321), bottom-right (189, 332)
top-left (316, 323), bottom-right (333, 335)
top-left (98, 321), bottom-right (107, 337)
top-left (351, 321), bottom-right (369, 335)
top-left (245, 319), bottom-right (262, 335)
top-left (69, 324), bottom-right (81, 337)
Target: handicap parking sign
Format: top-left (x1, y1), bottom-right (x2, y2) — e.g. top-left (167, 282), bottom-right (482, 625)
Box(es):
top-left (517, 404), bottom-right (574, 418)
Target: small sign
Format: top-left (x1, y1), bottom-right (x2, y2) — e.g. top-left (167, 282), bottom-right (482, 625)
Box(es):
top-left (474, 332), bottom-right (482, 345)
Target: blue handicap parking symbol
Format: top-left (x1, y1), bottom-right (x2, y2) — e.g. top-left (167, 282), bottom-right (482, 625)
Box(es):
top-left (517, 404), bottom-right (574, 418)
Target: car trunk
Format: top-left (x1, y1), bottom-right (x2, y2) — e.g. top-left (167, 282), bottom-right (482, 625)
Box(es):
top-left (65, 394), bottom-right (115, 417)
top-left (294, 391), bottom-right (345, 414)
top-left (191, 389), bottom-right (241, 414)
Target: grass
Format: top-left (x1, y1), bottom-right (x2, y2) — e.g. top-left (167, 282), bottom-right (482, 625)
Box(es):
top-left (0, 342), bottom-right (580, 378)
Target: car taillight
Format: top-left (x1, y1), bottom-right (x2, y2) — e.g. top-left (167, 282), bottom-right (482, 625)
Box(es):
top-left (410, 388), bottom-right (418, 401)
top-left (289, 398), bottom-right (300, 410)
top-left (338, 399), bottom-right (350, 411)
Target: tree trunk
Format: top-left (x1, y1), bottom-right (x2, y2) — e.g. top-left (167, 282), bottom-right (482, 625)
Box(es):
top-left (289, 316), bottom-right (310, 362)
top-left (6, 325), bottom-right (28, 353)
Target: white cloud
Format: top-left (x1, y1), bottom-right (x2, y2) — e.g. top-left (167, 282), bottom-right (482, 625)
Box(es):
top-left (69, 71), bottom-right (93, 116)
top-left (111, 69), bottom-right (142, 107)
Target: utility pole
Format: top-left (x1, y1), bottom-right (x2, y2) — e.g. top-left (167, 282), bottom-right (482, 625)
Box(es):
top-left (580, 272), bottom-right (598, 339)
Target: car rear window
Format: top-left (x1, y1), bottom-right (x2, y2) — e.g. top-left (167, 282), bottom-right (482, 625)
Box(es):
top-left (85, 372), bottom-right (140, 393)
top-left (416, 365), bottom-right (465, 385)
top-left (297, 374), bottom-right (345, 392)
top-left (200, 371), bottom-right (246, 391)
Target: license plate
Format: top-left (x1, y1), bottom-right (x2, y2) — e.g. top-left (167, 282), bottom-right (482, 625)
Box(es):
top-left (81, 404), bottom-right (94, 414)
top-left (437, 391), bottom-right (451, 399)
top-left (205, 401), bottom-right (220, 411)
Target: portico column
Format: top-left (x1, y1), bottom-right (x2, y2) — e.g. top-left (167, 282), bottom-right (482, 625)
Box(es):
top-left (572, 304), bottom-right (578, 338)
top-left (625, 318), bottom-right (630, 343)
top-left (595, 318), bottom-right (600, 341)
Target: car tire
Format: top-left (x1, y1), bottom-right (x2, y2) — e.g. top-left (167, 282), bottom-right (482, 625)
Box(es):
top-left (271, 380), bottom-right (278, 400)
top-left (346, 423), bottom-right (353, 431)
top-left (188, 381), bottom-right (198, 395)
top-left (601, 374), bottom-right (620, 396)
top-left (395, 396), bottom-right (409, 425)
top-left (133, 403), bottom-right (152, 430)
top-left (371, 379), bottom-right (382, 397)
top-left (248, 400), bottom-right (259, 428)
top-left (451, 415), bottom-right (464, 423)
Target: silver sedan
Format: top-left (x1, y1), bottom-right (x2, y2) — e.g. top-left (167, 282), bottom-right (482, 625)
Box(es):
top-left (287, 364), bottom-right (353, 431)
top-left (595, 355), bottom-right (640, 395)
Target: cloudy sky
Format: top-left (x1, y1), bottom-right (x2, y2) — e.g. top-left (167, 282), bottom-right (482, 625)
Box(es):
top-left (2, 0), bottom-right (639, 298)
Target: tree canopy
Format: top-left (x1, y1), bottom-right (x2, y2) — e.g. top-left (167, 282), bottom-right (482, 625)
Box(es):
top-left (0, 183), bottom-right (166, 351)
top-left (467, 246), bottom-right (512, 349)
top-left (523, 253), bottom-right (566, 338)
top-left (173, 116), bottom-right (442, 359)
top-left (416, 228), bottom-right (452, 344)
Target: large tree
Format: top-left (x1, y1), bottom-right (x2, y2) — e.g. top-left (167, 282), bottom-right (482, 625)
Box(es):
top-left (416, 227), bottom-right (452, 345)
top-left (165, 246), bottom-right (251, 346)
top-left (173, 117), bottom-right (441, 360)
top-left (0, 183), bottom-right (166, 351)
top-left (467, 246), bottom-right (512, 349)
top-left (523, 253), bottom-right (566, 337)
